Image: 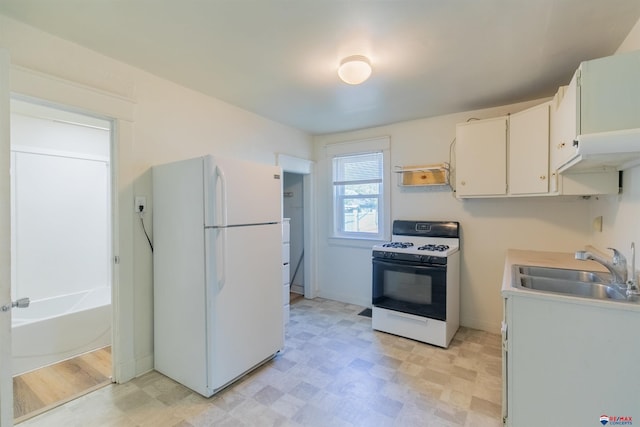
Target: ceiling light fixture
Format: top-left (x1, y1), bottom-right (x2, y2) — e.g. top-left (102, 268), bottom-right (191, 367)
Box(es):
top-left (338, 55), bottom-right (372, 85)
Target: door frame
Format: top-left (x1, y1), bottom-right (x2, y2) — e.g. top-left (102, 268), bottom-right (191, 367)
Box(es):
top-left (277, 154), bottom-right (317, 299)
top-left (0, 48), bottom-right (13, 427)
top-left (9, 65), bottom-right (137, 385)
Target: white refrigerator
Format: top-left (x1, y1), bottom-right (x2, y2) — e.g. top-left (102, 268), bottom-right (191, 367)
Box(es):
top-left (152, 154), bottom-right (284, 397)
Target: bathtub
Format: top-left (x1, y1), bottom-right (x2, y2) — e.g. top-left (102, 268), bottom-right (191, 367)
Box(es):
top-left (12, 286), bottom-right (112, 376)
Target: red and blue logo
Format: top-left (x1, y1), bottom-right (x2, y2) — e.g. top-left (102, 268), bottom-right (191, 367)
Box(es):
top-left (600, 415), bottom-right (633, 426)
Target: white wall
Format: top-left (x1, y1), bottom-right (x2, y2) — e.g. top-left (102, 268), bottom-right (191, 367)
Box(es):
top-left (0, 15), bottom-right (313, 378)
top-left (314, 101), bottom-right (593, 333)
top-left (589, 17), bottom-right (640, 282)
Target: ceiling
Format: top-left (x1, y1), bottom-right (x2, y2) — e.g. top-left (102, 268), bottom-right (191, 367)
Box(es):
top-left (1, 1), bottom-right (639, 135)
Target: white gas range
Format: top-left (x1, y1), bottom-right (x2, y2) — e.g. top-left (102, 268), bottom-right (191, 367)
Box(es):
top-left (371, 220), bottom-right (460, 348)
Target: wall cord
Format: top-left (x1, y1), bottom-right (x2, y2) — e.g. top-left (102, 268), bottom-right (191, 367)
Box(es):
top-left (138, 212), bottom-right (154, 252)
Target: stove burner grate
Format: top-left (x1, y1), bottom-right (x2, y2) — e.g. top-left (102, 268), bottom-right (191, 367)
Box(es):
top-left (382, 242), bottom-right (414, 249)
top-left (417, 244), bottom-right (450, 252)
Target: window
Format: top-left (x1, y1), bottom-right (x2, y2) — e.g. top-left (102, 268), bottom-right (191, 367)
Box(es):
top-left (328, 137), bottom-right (390, 241)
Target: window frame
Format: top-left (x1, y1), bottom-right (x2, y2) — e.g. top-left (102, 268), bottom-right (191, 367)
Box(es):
top-left (326, 136), bottom-right (390, 242)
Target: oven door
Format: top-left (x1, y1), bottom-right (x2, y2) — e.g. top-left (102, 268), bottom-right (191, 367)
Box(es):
top-left (372, 257), bottom-right (447, 321)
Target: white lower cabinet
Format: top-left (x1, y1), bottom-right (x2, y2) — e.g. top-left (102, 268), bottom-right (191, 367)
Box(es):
top-left (503, 293), bottom-right (640, 426)
top-left (282, 219), bottom-right (291, 325)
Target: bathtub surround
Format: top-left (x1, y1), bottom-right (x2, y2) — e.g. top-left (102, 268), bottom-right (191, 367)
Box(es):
top-left (10, 103), bottom-right (112, 303)
top-left (11, 287), bottom-right (111, 376)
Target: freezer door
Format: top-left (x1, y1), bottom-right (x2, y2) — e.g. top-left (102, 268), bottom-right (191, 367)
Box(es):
top-left (204, 155), bottom-right (282, 227)
top-left (205, 223), bottom-right (284, 392)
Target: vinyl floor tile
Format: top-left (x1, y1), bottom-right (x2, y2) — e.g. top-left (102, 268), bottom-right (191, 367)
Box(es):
top-left (19, 297), bottom-right (502, 427)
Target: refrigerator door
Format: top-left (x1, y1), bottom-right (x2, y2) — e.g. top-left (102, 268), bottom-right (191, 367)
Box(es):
top-left (205, 223), bottom-right (284, 392)
top-left (204, 155), bottom-right (282, 227)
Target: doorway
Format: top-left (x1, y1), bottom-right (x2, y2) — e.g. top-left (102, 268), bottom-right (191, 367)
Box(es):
top-left (283, 172), bottom-right (304, 299)
top-left (9, 99), bottom-right (113, 422)
top-left (278, 154), bottom-right (315, 300)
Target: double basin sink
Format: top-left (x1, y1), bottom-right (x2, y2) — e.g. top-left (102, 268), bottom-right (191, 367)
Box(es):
top-left (513, 265), bottom-right (636, 302)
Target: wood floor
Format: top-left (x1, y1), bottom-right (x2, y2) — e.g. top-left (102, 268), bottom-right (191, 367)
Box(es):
top-left (290, 291), bottom-right (303, 303)
top-left (13, 347), bottom-right (112, 423)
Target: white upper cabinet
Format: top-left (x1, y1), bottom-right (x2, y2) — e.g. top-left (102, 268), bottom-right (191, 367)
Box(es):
top-left (455, 50), bottom-right (638, 198)
top-left (579, 50), bottom-right (640, 135)
top-left (550, 86), bottom-right (619, 195)
top-left (508, 102), bottom-right (550, 195)
top-left (455, 105), bottom-right (551, 199)
top-left (455, 117), bottom-right (507, 197)
top-left (550, 79), bottom-right (578, 171)
top-left (556, 49), bottom-right (640, 172)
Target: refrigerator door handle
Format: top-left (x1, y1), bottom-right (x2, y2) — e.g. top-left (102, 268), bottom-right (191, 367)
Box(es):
top-left (215, 165), bottom-right (228, 227)
top-left (218, 228), bottom-right (227, 290)
top-left (207, 228), bottom-right (227, 291)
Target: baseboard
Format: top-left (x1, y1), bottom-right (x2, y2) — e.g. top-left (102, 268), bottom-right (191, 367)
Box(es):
top-left (113, 358), bottom-right (136, 384)
top-left (135, 355), bottom-right (154, 377)
top-left (460, 316), bottom-right (501, 334)
top-left (317, 290), bottom-right (369, 309)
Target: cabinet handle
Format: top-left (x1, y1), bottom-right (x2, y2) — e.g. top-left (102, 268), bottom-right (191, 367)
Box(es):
top-left (539, 175), bottom-right (546, 180)
top-left (460, 180), bottom-right (466, 186)
top-left (557, 142), bottom-right (566, 149)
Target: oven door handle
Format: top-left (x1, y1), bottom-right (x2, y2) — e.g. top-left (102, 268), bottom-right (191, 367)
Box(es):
top-left (388, 310), bottom-right (429, 323)
top-left (372, 258), bottom-right (446, 271)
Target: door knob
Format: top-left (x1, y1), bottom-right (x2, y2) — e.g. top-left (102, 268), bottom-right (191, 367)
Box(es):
top-left (1, 297), bottom-right (30, 312)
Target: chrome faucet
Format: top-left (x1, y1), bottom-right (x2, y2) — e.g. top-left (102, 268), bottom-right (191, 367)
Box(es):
top-left (575, 246), bottom-right (628, 286)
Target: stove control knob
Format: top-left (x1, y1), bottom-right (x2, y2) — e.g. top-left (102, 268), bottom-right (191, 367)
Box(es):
top-left (419, 255), bottom-right (426, 262)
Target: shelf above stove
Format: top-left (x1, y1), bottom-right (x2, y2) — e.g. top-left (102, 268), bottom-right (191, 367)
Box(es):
top-left (394, 163), bottom-right (450, 187)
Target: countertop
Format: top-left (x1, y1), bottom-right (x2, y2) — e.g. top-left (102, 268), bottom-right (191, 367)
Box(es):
top-left (501, 249), bottom-right (640, 312)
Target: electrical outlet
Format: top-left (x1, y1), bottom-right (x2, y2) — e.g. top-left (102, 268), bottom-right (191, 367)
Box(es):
top-left (135, 196), bottom-right (147, 213)
top-left (593, 215), bottom-right (603, 232)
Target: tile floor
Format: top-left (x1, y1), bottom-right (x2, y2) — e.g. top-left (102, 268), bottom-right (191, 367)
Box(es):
top-left (20, 298), bottom-right (503, 427)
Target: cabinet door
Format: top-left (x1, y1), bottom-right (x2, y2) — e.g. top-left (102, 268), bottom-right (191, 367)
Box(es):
top-left (509, 103), bottom-right (550, 195)
top-left (551, 74), bottom-right (578, 170)
top-left (455, 117), bottom-right (507, 197)
top-left (580, 49), bottom-right (640, 135)
top-left (506, 294), bottom-right (640, 426)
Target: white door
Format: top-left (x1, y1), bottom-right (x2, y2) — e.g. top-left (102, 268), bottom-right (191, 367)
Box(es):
top-left (0, 48), bottom-right (14, 426)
